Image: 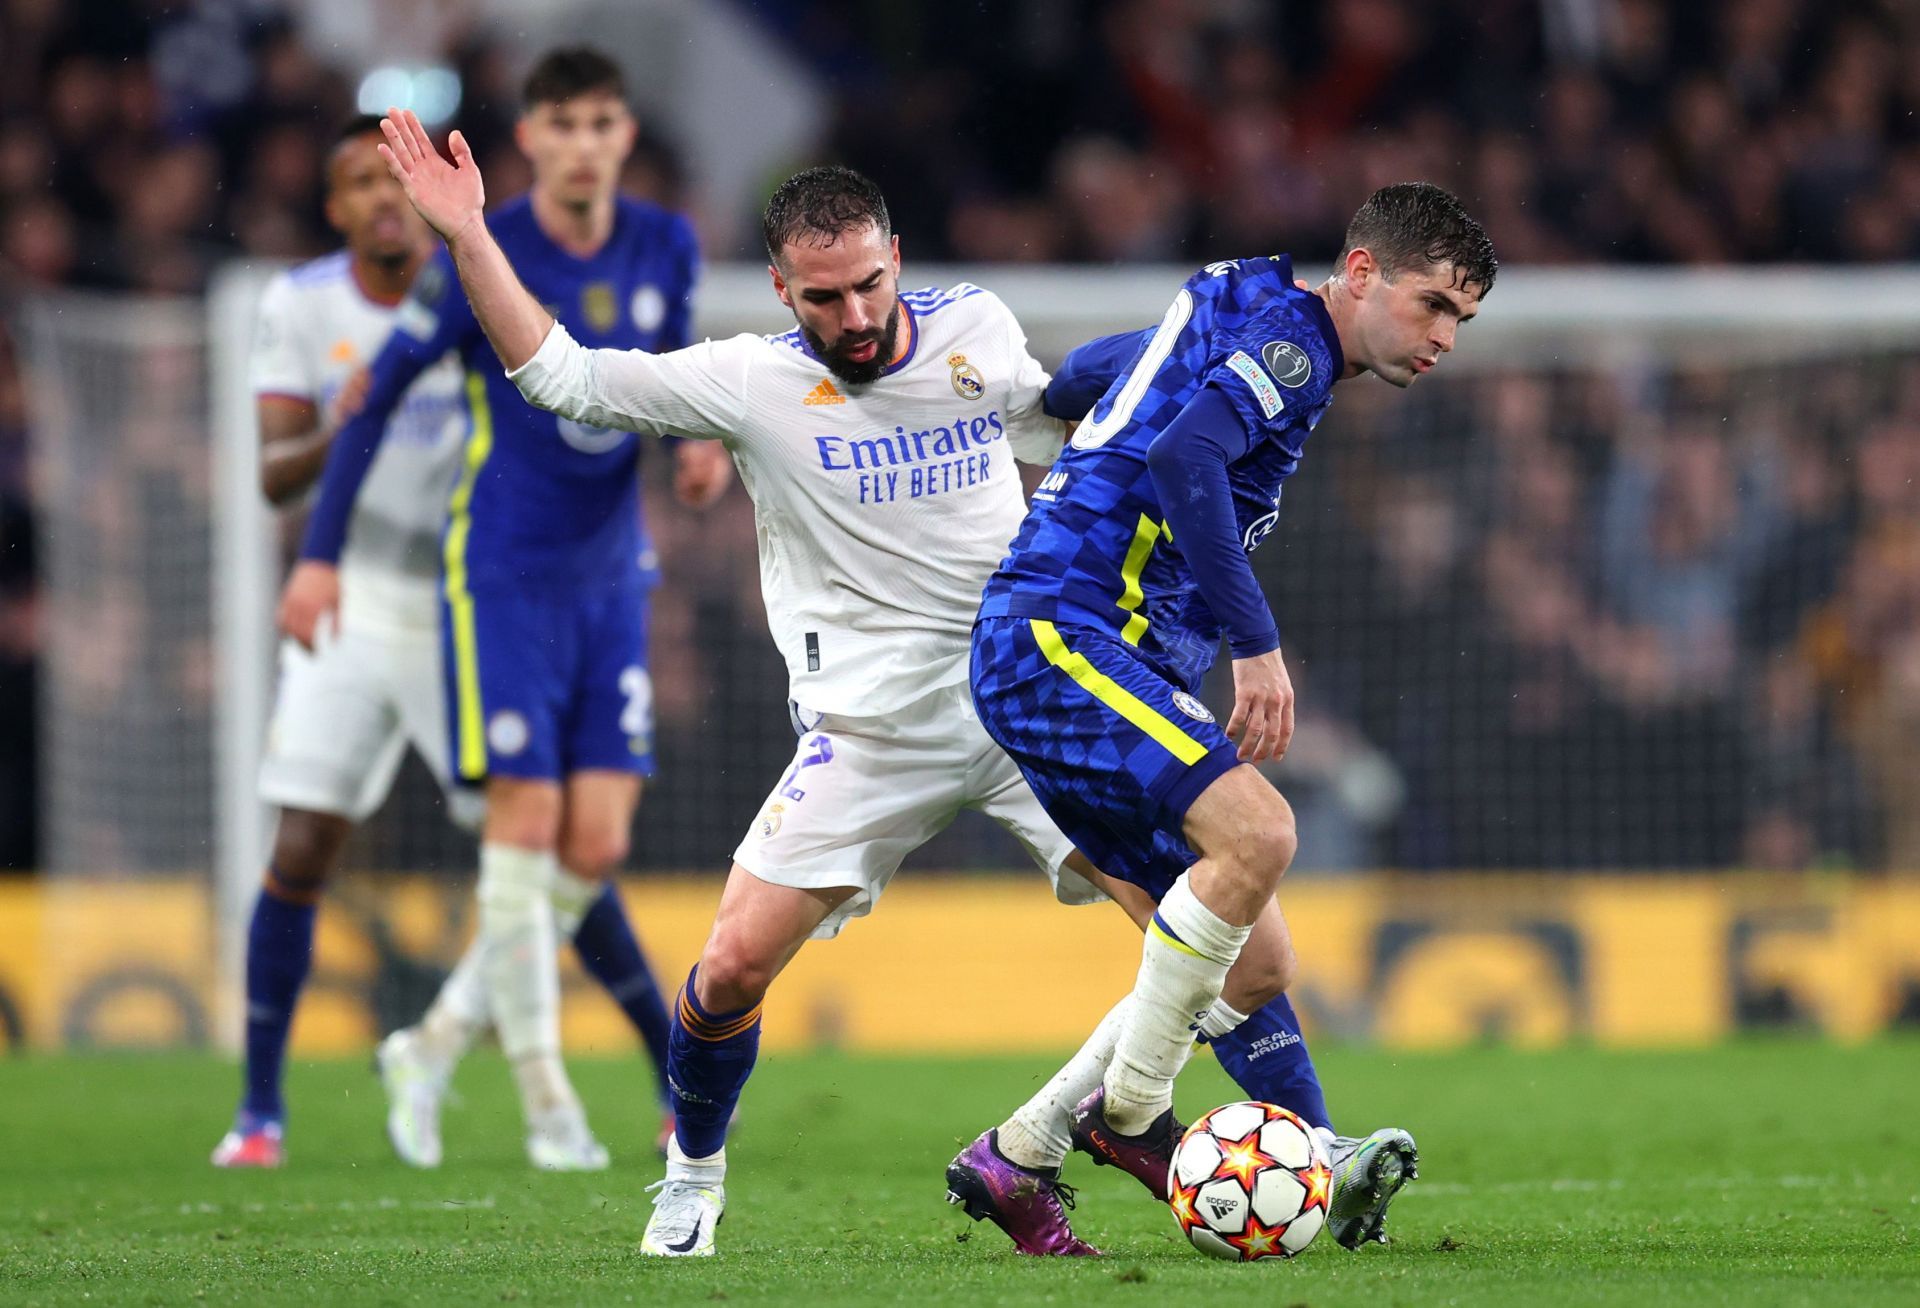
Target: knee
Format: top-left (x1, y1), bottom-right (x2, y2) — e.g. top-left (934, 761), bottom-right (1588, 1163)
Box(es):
top-left (561, 827), bottom-right (630, 882)
top-left (696, 932), bottom-right (777, 1014)
top-left (484, 782), bottom-right (561, 850)
top-left (269, 813), bottom-right (347, 896)
top-left (1227, 812), bottom-right (1297, 885)
top-left (1225, 939), bottom-right (1298, 1011)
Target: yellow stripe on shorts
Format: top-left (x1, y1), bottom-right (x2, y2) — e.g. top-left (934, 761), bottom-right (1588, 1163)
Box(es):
top-left (1028, 619), bottom-right (1209, 765)
top-left (443, 371), bottom-right (496, 781)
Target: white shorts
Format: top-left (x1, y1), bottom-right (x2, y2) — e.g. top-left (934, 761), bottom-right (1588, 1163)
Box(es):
top-left (731, 680), bottom-right (1104, 939)
top-left (258, 623), bottom-right (478, 827)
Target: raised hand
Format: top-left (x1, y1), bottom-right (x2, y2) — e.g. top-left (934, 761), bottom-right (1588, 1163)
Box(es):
top-left (376, 108), bottom-right (485, 244)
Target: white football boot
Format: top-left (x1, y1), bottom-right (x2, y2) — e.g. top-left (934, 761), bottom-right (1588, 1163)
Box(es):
top-left (1326, 1127), bottom-right (1419, 1248)
top-left (526, 1104), bottom-right (611, 1171)
top-left (640, 1177), bottom-right (725, 1257)
top-left (375, 1028), bottom-right (448, 1169)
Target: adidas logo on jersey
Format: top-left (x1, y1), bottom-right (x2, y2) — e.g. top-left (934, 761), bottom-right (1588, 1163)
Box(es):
top-left (803, 378), bottom-right (846, 406)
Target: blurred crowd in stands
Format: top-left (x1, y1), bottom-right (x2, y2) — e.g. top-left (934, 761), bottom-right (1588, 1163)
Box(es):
top-left (2, 0), bottom-right (1918, 873)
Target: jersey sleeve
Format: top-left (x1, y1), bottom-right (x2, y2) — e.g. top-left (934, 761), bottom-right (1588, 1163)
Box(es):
top-left (1201, 294), bottom-right (1332, 447)
top-left (1144, 384), bottom-right (1280, 658)
top-left (508, 322), bottom-right (749, 443)
top-left (249, 273), bottom-right (315, 401)
top-left (1044, 327), bottom-right (1150, 420)
top-left (988, 292), bottom-right (1070, 465)
top-left (298, 251), bottom-right (476, 564)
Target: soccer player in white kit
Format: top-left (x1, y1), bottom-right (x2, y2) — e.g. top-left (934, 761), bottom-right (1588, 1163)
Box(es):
top-left (211, 115), bottom-right (474, 1169)
top-left (370, 112), bottom-right (1311, 1254)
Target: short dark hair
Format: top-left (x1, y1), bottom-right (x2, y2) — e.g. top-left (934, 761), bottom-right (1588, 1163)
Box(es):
top-left (761, 165), bottom-right (891, 265)
top-left (333, 112), bottom-right (386, 146)
top-left (521, 46), bottom-right (625, 109)
top-left (1340, 182), bottom-right (1497, 297)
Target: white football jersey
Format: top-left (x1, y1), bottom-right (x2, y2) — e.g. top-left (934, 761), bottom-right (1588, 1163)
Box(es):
top-left (511, 284), bottom-right (1068, 715)
top-left (252, 250), bottom-right (467, 627)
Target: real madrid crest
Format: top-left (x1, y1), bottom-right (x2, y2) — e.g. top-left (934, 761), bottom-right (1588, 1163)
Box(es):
top-left (948, 352), bottom-right (985, 401)
top-left (582, 281), bottom-right (618, 332)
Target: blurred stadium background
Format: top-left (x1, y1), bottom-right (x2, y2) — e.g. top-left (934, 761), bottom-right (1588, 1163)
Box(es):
top-left (2, 0), bottom-right (1919, 1062)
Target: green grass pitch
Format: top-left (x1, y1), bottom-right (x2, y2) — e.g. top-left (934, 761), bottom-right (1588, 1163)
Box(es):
top-left (3, 1041), bottom-right (1915, 1305)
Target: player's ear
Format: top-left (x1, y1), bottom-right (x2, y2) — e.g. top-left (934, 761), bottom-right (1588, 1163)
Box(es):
top-left (513, 117), bottom-right (532, 160)
top-left (1344, 246), bottom-right (1375, 295)
top-left (888, 233), bottom-right (901, 275)
top-left (768, 262), bottom-right (792, 309)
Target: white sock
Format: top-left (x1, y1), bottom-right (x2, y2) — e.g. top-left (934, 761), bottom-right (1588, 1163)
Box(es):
top-left (996, 998), bottom-right (1131, 1171)
top-left (476, 843), bottom-right (573, 1121)
top-left (550, 869), bottom-right (600, 939)
top-left (665, 1134), bottom-right (726, 1185)
top-left (412, 939), bottom-right (490, 1072)
top-left (1103, 872), bottom-right (1251, 1134)
top-left (1197, 996), bottom-right (1250, 1041)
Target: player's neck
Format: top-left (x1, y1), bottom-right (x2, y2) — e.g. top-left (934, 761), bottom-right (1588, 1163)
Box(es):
top-left (530, 187), bottom-right (617, 258)
top-left (1314, 281), bottom-right (1367, 381)
top-left (351, 246), bottom-right (426, 307)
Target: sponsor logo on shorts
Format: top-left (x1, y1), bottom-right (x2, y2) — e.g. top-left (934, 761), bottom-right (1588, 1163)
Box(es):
top-left (487, 710), bottom-right (530, 757)
top-left (1262, 339), bottom-right (1313, 388)
top-left (948, 352), bottom-right (985, 401)
top-left (1171, 691), bottom-right (1215, 723)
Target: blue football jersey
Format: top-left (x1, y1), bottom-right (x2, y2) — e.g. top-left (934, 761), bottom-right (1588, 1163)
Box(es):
top-left (977, 254), bottom-right (1341, 690)
top-left (303, 193), bottom-right (698, 590)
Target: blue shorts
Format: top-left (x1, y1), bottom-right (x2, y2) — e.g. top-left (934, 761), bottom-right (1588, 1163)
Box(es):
top-left (443, 580), bottom-right (656, 785)
top-left (970, 615), bottom-right (1240, 899)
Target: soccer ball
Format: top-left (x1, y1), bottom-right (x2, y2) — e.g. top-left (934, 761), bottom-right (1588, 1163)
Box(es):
top-left (1168, 1101), bottom-right (1332, 1261)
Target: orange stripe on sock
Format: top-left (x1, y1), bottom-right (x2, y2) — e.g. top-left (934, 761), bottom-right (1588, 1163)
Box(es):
top-left (676, 991), bottom-right (761, 1042)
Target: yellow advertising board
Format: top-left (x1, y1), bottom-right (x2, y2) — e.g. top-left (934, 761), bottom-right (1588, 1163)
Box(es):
top-left (1, 873), bottom-right (1916, 1054)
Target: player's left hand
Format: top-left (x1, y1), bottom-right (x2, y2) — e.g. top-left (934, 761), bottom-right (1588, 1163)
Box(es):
top-left (1226, 647), bottom-right (1295, 764)
top-left (673, 441), bottom-right (734, 507)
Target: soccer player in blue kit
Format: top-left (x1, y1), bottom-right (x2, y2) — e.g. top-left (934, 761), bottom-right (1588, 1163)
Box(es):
top-left (280, 48), bottom-right (731, 1169)
top-left (960, 184), bottom-right (1495, 1250)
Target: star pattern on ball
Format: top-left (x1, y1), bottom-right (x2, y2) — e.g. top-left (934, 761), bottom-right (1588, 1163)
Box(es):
top-left (1168, 1181), bottom-right (1201, 1230)
top-left (1217, 1136), bottom-right (1276, 1190)
top-left (1225, 1212), bottom-right (1289, 1260)
top-left (1302, 1160), bottom-right (1333, 1212)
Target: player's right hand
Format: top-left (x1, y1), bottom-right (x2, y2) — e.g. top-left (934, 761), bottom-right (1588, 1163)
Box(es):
top-left (278, 561), bottom-right (341, 652)
top-left (326, 365), bottom-right (372, 429)
top-left (1226, 648), bottom-right (1295, 765)
top-left (376, 108), bottom-right (485, 245)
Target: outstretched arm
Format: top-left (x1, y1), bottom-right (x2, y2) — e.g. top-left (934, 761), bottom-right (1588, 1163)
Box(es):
top-left (377, 109), bottom-right (743, 442)
top-left (376, 109), bottom-right (551, 370)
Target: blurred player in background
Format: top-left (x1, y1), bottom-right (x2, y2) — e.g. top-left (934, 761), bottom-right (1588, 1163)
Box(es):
top-left (212, 114), bottom-right (477, 1170)
top-left (280, 49), bottom-right (731, 1171)
top-left (967, 183), bottom-right (1495, 1250)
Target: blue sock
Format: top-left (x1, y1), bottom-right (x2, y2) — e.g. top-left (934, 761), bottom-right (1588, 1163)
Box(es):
top-left (571, 884), bottom-right (672, 1103)
top-left (666, 965), bottom-right (760, 1158)
top-left (241, 872), bottom-right (317, 1124)
top-left (1207, 993), bottom-right (1333, 1133)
